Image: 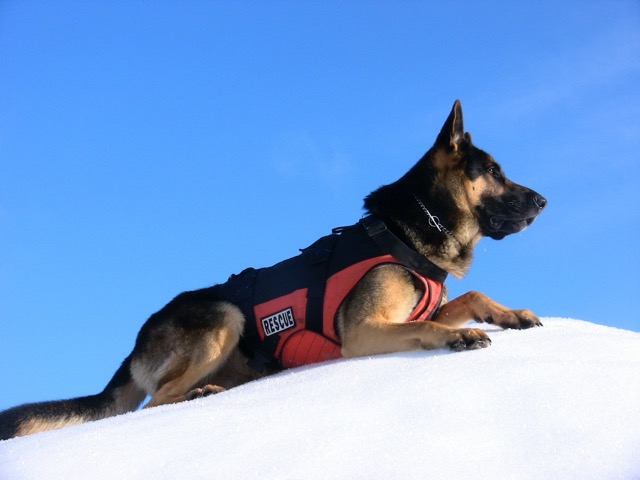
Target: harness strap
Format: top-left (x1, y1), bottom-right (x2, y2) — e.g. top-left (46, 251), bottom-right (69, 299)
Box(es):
top-left (302, 234), bottom-right (338, 336)
top-left (246, 334), bottom-right (280, 372)
top-left (359, 215), bottom-right (448, 283)
top-left (224, 268), bottom-right (281, 373)
top-left (405, 271), bottom-right (444, 321)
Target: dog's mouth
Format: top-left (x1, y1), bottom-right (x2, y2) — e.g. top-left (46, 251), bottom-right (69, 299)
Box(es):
top-left (485, 214), bottom-right (538, 239)
top-left (489, 217), bottom-right (505, 230)
top-left (490, 215), bottom-right (537, 230)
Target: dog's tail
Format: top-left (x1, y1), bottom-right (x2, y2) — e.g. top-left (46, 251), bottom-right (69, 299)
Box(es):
top-left (0, 353), bottom-right (146, 440)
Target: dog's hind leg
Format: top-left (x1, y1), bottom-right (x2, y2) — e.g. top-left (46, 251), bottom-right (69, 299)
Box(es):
top-left (0, 353), bottom-right (147, 440)
top-left (131, 300), bottom-right (245, 409)
top-left (432, 291), bottom-right (542, 329)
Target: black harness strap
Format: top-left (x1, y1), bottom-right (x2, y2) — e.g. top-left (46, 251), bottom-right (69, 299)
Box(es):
top-left (302, 234), bottom-right (338, 336)
top-left (359, 215), bottom-right (448, 283)
top-left (246, 334), bottom-right (280, 373)
top-left (220, 268), bottom-right (276, 370)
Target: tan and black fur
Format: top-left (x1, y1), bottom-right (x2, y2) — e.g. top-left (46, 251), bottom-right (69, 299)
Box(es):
top-left (0, 100), bottom-right (547, 440)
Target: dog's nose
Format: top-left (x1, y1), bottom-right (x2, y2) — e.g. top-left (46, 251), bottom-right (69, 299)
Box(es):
top-left (533, 195), bottom-right (547, 210)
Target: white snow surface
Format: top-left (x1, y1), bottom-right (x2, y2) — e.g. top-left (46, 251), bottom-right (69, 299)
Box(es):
top-left (1, 318), bottom-right (639, 480)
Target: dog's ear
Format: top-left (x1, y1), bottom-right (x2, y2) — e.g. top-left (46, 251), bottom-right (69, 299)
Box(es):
top-left (435, 100), bottom-right (465, 152)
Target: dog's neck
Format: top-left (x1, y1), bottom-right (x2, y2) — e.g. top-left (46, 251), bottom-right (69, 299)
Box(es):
top-left (399, 198), bottom-right (479, 279)
top-left (364, 181), bottom-right (481, 279)
top-left (411, 193), bottom-right (464, 248)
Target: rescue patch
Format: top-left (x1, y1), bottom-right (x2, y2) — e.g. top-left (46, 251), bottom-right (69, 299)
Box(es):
top-left (261, 307), bottom-right (296, 336)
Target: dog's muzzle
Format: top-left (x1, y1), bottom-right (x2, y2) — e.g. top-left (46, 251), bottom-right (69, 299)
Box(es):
top-left (481, 190), bottom-right (547, 239)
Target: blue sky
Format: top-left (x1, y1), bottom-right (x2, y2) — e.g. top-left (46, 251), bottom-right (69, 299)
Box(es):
top-left (1, 1), bottom-right (638, 411)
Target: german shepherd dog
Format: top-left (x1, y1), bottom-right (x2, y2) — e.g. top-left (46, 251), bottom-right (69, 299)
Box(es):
top-left (0, 100), bottom-right (546, 440)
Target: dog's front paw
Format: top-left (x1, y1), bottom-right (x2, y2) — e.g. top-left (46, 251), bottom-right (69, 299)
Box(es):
top-left (485, 309), bottom-right (542, 329)
top-left (508, 309), bottom-right (542, 329)
top-left (515, 310), bottom-right (542, 329)
top-left (448, 328), bottom-right (492, 352)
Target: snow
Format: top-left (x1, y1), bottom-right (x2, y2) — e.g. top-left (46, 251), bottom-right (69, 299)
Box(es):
top-left (1, 318), bottom-right (639, 480)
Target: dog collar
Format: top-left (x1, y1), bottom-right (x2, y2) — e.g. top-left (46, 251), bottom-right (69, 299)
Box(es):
top-left (412, 194), bottom-right (463, 248)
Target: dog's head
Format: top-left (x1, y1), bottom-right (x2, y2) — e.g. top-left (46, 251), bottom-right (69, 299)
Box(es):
top-left (364, 100), bottom-right (547, 276)
top-left (430, 100), bottom-right (547, 240)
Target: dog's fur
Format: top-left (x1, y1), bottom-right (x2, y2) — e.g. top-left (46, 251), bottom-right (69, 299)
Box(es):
top-left (0, 100), bottom-right (546, 440)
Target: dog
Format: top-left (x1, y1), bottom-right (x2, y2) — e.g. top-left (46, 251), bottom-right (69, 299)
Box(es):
top-left (0, 100), bottom-right (546, 440)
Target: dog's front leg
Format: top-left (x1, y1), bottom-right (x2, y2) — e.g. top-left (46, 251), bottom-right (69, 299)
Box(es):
top-left (340, 320), bottom-right (491, 357)
top-left (338, 265), bottom-right (492, 357)
top-left (432, 291), bottom-right (542, 329)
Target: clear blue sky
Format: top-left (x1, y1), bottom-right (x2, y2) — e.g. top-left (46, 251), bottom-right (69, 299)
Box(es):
top-left (1, 1), bottom-right (638, 411)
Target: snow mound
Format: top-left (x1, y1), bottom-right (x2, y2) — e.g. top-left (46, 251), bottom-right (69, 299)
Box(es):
top-left (1, 318), bottom-right (639, 480)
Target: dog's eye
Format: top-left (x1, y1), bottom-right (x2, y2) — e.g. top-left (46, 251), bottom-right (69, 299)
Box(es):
top-left (487, 166), bottom-right (501, 179)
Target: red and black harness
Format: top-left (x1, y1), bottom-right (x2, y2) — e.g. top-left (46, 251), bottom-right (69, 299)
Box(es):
top-left (218, 215), bottom-right (448, 372)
